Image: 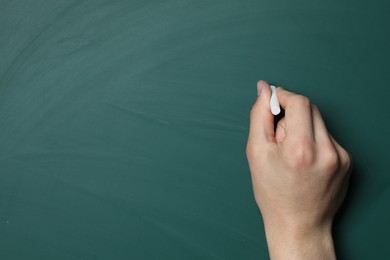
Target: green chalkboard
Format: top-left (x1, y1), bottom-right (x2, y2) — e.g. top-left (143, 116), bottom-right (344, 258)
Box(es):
top-left (0, 0), bottom-right (389, 259)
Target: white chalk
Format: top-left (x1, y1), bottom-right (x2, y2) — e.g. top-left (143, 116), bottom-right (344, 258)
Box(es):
top-left (270, 85), bottom-right (281, 115)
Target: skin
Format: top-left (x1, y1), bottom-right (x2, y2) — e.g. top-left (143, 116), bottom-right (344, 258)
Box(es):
top-left (246, 80), bottom-right (352, 260)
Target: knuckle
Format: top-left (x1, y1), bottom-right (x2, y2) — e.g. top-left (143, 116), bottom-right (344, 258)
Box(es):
top-left (340, 149), bottom-right (353, 172)
top-left (287, 141), bottom-right (315, 171)
top-left (246, 141), bottom-right (274, 164)
top-left (246, 143), bottom-right (259, 159)
top-left (249, 104), bottom-right (258, 118)
top-left (321, 144), bottom-right (340, 172)
top-left (294, 95), bottom-right (311, 107)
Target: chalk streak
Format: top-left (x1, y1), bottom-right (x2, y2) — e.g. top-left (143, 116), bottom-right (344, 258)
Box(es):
top-left (103, 101), bottom-right (247, 135)
top-left (103, 102), bottom-right (171, 126)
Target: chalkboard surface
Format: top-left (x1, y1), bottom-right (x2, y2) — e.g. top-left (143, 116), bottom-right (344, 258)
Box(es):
top-left (0, 0), bottom-right (389, 259)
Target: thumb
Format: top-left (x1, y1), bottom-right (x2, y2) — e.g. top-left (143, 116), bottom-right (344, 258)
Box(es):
top-left (248, 80), bottom-right (275, 144)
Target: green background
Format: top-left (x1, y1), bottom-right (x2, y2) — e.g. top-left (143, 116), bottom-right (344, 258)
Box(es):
top-left (0, 0), bottom-right (389, 259)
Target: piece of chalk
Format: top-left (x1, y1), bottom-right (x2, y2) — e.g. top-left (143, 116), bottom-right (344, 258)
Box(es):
top-left (270, 85), bottom-right (281, 115)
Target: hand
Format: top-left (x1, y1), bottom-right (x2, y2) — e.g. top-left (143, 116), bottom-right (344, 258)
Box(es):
top-left (246, 80), bottom-right (352, 260)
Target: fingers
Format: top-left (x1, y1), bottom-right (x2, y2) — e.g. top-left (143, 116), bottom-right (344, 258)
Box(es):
top-left (311, 104), bottom-right (330, 143)
top-left (248, 80), bottom-right (275, 144)
top-left (276, 87), bottom-right (314, 142)
top-left (310, 102), bottom-right (352, 174)
top-left (329, 134), bottom-right (353, 173)
top-left (275, 117), bottom-right (286, 143)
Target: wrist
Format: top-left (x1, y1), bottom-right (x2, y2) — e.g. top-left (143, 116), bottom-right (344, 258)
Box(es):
top-left (264, 221), bottom-right (336, 260)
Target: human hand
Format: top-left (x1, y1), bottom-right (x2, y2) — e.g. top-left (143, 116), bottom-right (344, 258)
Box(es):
top-left (246, 80), bottom-right (352, 259)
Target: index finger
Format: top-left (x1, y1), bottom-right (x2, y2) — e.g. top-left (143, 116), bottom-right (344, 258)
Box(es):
top-left (276, 87), bottom-right (314, 142)
top-left (248, 81), bottom-right (276, 145)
